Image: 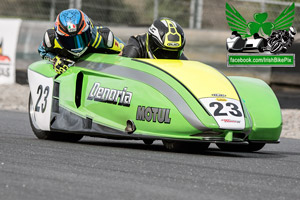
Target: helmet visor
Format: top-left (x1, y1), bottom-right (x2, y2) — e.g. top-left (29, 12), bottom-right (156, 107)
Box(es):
top-left (153, 48), bottom-right (182, 59)
top-left (58, 29), bottom-right (91, 53)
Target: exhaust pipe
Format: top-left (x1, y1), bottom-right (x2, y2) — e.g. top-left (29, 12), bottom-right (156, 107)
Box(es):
top-left (125, 120), bottom-right (136, 134)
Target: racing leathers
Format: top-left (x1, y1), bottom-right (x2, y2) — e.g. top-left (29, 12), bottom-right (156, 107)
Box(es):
top-left (121, 33), bottom-right (188, 59)
top-left (38, 25), bottom-right (124, 64)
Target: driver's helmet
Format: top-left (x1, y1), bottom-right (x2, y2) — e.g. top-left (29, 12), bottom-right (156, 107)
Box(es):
top-left (55, 9), bottom-right (92, 55)
top-left (147, 17), bottom-right (185, 59)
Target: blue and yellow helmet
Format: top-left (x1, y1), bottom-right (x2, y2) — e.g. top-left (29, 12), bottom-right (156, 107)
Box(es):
top-left (147, 17), bottom-right (185, 59)
top-left (55, 9), bottom-right (92, 53)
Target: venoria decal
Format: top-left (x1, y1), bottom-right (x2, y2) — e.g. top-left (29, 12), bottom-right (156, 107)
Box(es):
top-left (136, 106), bottom-right (171, 124)
top-left (87, 82), bottom-right (132, 106)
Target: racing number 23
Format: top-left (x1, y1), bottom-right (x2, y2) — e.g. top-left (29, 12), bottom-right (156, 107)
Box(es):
top-left (35, 85), bottom-right (49, 113)
top-left (209, 102), bottom-right (242, 117)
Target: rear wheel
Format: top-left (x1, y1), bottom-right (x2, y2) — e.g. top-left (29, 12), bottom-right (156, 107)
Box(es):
top-left (28, 93), bottom-right (83, 142)
top-left (258, 44), bottom-right (264, 52)
top-left (216, 142), bottom-right (265, 152)
top-left (163, 140), bottom-right (210, 152)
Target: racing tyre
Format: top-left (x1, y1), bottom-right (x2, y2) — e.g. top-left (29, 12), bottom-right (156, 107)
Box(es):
top-left (216, 142), bottom-right (265, 152)
top-left (28, 93), bottom-right (83, 142)
top-left (163, 140), bottom-right (210, 152)
top-left (258, 43), bottom-right (265, 52)
top-left (270, 41), bottom-right (283, 53)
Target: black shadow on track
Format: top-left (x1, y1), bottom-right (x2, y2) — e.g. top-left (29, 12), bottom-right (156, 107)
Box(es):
top-left (69, 138), bottom-right (287, 159)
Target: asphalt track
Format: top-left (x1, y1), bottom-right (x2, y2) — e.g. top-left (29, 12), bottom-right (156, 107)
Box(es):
top-left (0, 110), bottom-right (300, 200)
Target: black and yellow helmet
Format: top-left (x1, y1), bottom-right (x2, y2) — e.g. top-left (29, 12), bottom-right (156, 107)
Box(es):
top-left (147, 17), bottom-right (185, 59)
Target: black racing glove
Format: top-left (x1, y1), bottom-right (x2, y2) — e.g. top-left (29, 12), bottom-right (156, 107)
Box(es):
top-left (52, 56), bottom-right (73, 74)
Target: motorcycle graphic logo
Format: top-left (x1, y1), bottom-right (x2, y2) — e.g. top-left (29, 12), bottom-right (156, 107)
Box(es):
top-left (225, 2), bottom-right (296, 54)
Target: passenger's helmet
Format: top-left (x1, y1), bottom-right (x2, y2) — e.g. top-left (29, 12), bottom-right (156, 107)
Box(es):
top-left (55, 9), bottom-right (92, 55)
top-left (147, 17), bottom-right (185, 59)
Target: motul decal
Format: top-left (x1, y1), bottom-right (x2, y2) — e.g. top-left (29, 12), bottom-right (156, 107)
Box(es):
top-left (136, 106), bottom-right (171, 124)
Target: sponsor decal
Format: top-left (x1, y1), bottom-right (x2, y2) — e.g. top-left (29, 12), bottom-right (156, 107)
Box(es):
top-left (136, 106), bottom-right (171, 124)
top-left (0, 67), bottom-right (9, 77)
top-left (216, 98), bottom-right (227, 101)
top-left (0, 19), bottom-right (21, 84)
top-left (67, 22), bottom-right (77, 33)
top-left (87, 82), bottom-right (132, 106)
top-left (221, 119), bottom-right (241, 123)
top-left (167, 42), bottom-right (179, 47)
top-left (0, 38), bottom-right (11, 77)
top-left (212, 93), bottom-right (226, 97)
top-left (71, 47), bottom-right (83, 52)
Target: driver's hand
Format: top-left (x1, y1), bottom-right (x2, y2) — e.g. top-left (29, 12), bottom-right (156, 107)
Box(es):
top-left (52, 56), bottom-right (69, 74)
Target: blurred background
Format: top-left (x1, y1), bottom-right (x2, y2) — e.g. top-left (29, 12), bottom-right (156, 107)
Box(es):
top-left (0, 0), bottom-right (299, 108)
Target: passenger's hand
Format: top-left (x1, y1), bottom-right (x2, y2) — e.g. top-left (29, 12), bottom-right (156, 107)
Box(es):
top-left (52, 56), bottom-right (70, 74)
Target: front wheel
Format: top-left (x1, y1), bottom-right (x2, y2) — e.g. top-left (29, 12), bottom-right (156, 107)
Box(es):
top-left (28, 93), bottom-right (83, 142)
top-left (216, 142), bottom-right (265, 152)
top-left (270, 41), bottom-right (283, 53)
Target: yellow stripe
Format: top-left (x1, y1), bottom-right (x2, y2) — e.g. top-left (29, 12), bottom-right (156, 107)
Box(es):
top-left (163, 19), bottom-right (181, 48)
top-left (91, 32), bottom-right (99, 47)
top-left (140, 59), bottom-right (240, 100)
top-left (54, 39), bottom-right (62, 49)
top-left (106, 39), bottom-right (122, 52)
top-left (146, 34), bottom-right (156, 58)
top-left (95, 35), bottom-right (102, 48)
